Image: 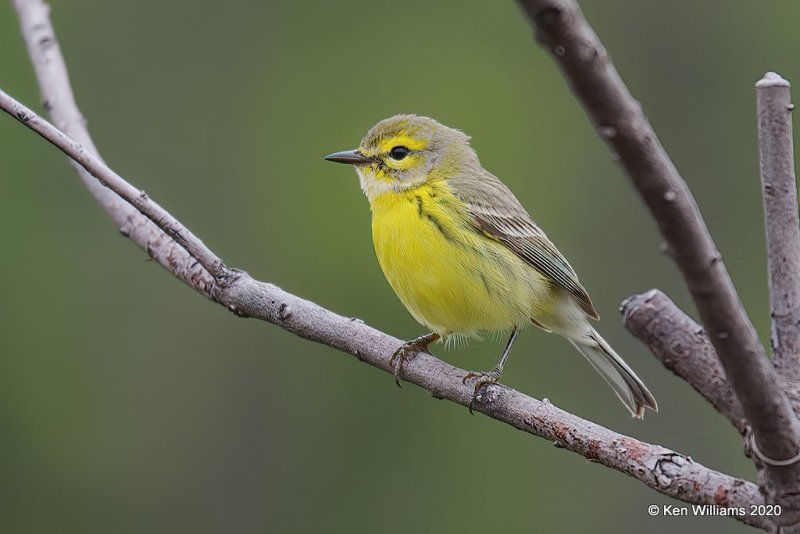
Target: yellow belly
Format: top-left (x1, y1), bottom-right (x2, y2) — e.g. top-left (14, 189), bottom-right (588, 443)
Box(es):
top-left (370, 183), bottom-right (552, 337)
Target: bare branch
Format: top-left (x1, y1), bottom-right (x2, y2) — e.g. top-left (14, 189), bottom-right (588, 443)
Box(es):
top-left (621, 290), bottom-right (746, 433)
top-left (2, 1), bottom-right (769, 525)
top-left (0, 91), bottom-right (229, 281)
top-left (517, 0), bottom-right (800, 516)
top-left (12, 0), bottom-right (219, 297)
top-left (757, 72), bottom-right (800, 381)
top-left (0, 90), bottom-right (766, 529)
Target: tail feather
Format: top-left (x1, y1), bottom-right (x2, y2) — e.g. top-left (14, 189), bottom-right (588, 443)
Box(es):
top-left (570, 330), bottom-right (657, 418)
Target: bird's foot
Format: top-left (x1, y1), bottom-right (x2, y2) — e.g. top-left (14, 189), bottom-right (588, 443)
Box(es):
top-left (462, 368), bottom-right (502, 414)
top-left (389, 333), bottom-right (440, 387)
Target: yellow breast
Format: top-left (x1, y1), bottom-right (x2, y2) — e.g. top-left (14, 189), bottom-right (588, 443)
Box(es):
top-left (370, 182), bottom-right (551, 337)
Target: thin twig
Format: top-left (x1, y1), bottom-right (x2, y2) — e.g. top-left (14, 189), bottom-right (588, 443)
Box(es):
top-left (757, 72), bottom-right (800, 382)
top-left (621, 290), bottom-right (746, 433)
top-left (517, 0), bottom-right (800, 519)
top-left (0, 92), bottom-right (228, 280)
top-left (2, 1), bottom-right (768, 526)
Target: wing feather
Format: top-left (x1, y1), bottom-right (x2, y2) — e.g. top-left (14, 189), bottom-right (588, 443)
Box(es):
top-left (449, 171), bottom-right (599, 320)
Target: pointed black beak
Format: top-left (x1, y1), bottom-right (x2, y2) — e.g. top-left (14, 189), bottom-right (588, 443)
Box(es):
top-left (324, 149), bottom-right (374, 165)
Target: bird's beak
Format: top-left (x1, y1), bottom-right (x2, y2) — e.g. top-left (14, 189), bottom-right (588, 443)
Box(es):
top-left (324, 149), bottom-right (374, 165)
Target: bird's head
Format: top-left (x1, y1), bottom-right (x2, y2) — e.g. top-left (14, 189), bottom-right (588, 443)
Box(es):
top-left (325, 114), bottom-right (478, 201)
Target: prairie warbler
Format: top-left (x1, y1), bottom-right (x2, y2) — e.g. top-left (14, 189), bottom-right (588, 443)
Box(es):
top-left (325, 115), bottom-right (657, 418)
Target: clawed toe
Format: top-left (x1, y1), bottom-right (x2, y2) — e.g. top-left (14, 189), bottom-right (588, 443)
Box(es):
top-left (462, 369), bottom-right (502, 414)
top-left (389, 333), bottom-right (440, 387)
top-left (463, 369), bottom-right (501, 392)
top-left (389, 345), bottom-right (416, 387)
top-left (461, 371), bottom-right (481, 386)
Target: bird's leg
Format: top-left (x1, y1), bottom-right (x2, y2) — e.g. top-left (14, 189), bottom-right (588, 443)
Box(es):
top-left (389, 332), bottom-right (441, 387)
top-left (462, 327), bottom-right (520, 413)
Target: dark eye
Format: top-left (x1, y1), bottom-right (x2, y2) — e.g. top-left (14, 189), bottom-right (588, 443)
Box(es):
top-left (389, 146), bottom-right (410, 160)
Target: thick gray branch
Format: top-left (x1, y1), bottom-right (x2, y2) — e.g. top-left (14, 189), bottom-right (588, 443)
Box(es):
top-left (621, 290), bottom-right (746, 434)
top-left (517, 0), bottom-right (800, 519)
top-left (757, 72), bottom-right (800, 382)
top-left (3, 0), bottom-right (767, 526)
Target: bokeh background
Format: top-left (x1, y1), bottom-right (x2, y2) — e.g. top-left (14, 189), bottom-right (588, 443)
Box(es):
top-left (1, 0), bottom-right (799, 532)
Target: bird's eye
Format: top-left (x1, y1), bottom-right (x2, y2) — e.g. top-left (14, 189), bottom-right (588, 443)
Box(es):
top-left (389, 146), bottom-right (410, 160)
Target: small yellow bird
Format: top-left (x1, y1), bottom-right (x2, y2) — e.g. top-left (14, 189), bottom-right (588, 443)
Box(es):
top-left (325, 115), bottom-right (657, 418)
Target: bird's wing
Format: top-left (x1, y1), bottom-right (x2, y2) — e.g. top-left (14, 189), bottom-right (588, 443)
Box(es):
top-left (449, 171), bottom-right (599, 320)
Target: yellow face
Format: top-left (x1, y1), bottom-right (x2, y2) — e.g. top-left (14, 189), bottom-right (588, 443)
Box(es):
top-left (360, 133), bottom-right (429, 177)
top-left (325, 114), bottom-right (473, 202)
top-left (354, 121), bottom-right (439, 201)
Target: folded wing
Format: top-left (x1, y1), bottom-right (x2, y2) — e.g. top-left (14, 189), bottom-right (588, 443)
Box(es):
top-left (450, 171), bottom-right (599, 320)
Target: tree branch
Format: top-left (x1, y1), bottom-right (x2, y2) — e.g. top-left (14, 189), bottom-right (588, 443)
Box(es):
top-left (517, 0), bottom-right (800, 518)
top-left (0, 88), bottom-right (767, 529)
top-left (2, 0), bottom-right (768, 526)
top-left (757, 72), bottom-right (800, 382)
top-left (1, 91), bottom-right (229, 281)
top-left (621, 290), bottom-right (746, 434)
top-left (12, 0), bottom-right (220, 298)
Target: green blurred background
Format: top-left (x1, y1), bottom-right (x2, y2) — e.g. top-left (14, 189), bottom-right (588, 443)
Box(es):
top-left (1, 0), bottom-right (798, 532)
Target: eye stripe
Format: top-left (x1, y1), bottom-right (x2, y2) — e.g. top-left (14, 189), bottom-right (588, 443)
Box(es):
top-left (376, 135), bottom-right (428, 154)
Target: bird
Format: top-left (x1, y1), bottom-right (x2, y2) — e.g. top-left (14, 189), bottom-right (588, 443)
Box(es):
top-left (324, 114), bottom-right (657, 418)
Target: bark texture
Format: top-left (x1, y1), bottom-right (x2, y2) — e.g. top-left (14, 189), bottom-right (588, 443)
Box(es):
top-left (757, 72), bottom-right (800, 383)
top-left (621, 290), bottom-right (746, 434)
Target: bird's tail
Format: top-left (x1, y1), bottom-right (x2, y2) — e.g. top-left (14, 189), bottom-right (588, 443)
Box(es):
top-left (570, 329), bottom-right (658, 418)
